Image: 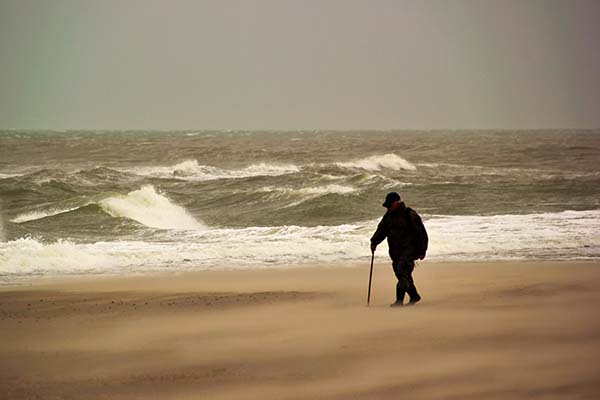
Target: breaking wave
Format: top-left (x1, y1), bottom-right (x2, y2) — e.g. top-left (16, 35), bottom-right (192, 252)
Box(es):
top-left (98, 185), bottom-right (204, 230)
top-left (10, 185), bottom-right (204, 230)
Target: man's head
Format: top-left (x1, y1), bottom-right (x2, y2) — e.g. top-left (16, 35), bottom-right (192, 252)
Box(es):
top-left (382, 192), bottom-right (401, 209)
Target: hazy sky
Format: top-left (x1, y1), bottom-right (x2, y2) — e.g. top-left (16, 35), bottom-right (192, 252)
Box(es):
top-left (1, 0), bottom-right (599, 130)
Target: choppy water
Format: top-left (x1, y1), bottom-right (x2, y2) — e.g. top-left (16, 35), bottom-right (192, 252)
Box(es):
top-left (1, 130), bottom-right (599, 281)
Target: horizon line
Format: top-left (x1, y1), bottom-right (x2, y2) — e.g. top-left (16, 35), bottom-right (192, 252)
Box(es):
top-left (1, 127), bottom-right (599, 132)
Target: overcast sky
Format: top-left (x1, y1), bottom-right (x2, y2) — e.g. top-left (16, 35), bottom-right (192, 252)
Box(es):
top-left (1, 0), bottom-right (599, 130)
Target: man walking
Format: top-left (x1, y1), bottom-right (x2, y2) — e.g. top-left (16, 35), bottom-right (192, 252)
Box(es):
top-left (370, 192), bottom-right (428, 307)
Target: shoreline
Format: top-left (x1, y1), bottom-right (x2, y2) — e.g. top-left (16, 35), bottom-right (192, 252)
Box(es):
top-left (1, 261), bottom-right (599, 399)
top-left (2, 259), bottom-right (598, 290)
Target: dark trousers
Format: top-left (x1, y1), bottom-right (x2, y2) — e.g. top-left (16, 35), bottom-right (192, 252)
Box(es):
top-left (392, 258), bottom-right (420, 303)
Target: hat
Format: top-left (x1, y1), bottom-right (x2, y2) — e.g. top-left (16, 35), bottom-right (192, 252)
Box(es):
top-left (382, 192), bottom-right (401, 208)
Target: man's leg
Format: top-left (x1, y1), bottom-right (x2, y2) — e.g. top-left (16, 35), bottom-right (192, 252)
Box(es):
top-left (405, 259), bottom-right (421, 304)
top-left (391, 258), bottom-right (414, 306)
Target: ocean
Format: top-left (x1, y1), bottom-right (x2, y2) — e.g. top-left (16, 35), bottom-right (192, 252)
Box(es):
top-left (1, 130), bottom-right (599, 282)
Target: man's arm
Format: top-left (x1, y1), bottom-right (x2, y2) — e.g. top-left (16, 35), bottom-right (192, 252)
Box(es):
top-left (370, 217), bottom-right (388, 253)
top-left (410, 211), bottom-right (428, 259)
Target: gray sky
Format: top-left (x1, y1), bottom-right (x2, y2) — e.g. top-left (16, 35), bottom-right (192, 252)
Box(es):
top-left (1, 0), bottom-right (599, 130)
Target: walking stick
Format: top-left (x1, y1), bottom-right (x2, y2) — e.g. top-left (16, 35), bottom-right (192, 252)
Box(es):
top-left (367, 251), bottom-right (374, 306)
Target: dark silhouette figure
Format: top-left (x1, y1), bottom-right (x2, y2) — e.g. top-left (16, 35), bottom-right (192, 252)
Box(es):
top-left (370, 192), bottom-right (428, 307)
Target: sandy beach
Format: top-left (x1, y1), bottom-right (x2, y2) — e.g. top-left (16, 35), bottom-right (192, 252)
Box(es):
top-left (1, 261), bottom-right (599, 399)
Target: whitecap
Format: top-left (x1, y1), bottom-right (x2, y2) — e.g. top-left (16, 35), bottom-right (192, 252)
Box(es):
top-left (124, 159), bottom-right (300, 181)
top-left (260, 184), bottom-right (357, 196)
top-left (0, 172), bottom-right (23, 179)
top-left (9, 206), bottom-right (88, 224)
top-left (335, 154), bottom-right (416, 171)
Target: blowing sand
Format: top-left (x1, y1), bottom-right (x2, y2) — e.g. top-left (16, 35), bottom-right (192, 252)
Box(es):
top-left (1, 261), bottom-right (599, 399)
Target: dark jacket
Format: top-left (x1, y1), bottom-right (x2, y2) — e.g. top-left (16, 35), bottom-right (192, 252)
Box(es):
top-left (370, 202), bottom-right (428, 260)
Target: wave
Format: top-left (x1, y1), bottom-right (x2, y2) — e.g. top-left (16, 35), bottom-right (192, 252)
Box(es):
top-left (0, 224), bottom-right (371, 276)
top-left (416, 162), bottom-right (600, 182)
top-left (335, 154), bottom-right (417, 171)
top-left (98, 185), bottom-right (204, 230)
top-left (10, 185), bottom-right (204, 230)
top-left (0, 214), bottom-right (4, 242)
top-left (0, 167), bottom-right (132, 190)
top-left (124, 160), bottom-right (300, 181)
top-left (0, 238), bottom-right (118, 275)
top-left (348, 173), bottom-right (412, 189)
top-left (260, 184), bottom-right (357, 196)
top-left (123, 155), bottom-right (414, 182)
top-left (2, 210), bottom-right (598, 279)
top-left (425, 209), bottom-right (600, 260)
top-left (10, 205), bottom-right (90, 223)
top-left (0, 173), bottom-right (24, 179)
top-left (258, 184), bottom-right (359, 208)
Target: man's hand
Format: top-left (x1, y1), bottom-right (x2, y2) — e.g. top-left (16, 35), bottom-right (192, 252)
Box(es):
top-left (370, 243), bottom-right (377, 254)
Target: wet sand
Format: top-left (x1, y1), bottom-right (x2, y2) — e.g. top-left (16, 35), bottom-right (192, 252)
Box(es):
top-left (1, 261), bottom-right (600, 399)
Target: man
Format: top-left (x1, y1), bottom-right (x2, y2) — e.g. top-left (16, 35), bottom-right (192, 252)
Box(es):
top-left (370, 192), bottom-right (428, 307)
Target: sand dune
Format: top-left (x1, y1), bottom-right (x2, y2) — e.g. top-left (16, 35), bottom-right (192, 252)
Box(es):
top-left (1, 262), bottom-right (599, 399)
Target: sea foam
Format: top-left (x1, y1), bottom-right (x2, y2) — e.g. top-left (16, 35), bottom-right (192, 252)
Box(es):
top-left (0, 238), bottom-right (116, 274)
top-left (2, 210), bottom-right (598, 279)
top-left (426, 210), bottom-right (600, 260)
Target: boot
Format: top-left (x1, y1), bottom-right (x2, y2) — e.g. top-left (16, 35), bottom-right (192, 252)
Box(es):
top-left (406, 283), bottom-right (421, 305)
top-left (391, 284), bottom-right (405, 307)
